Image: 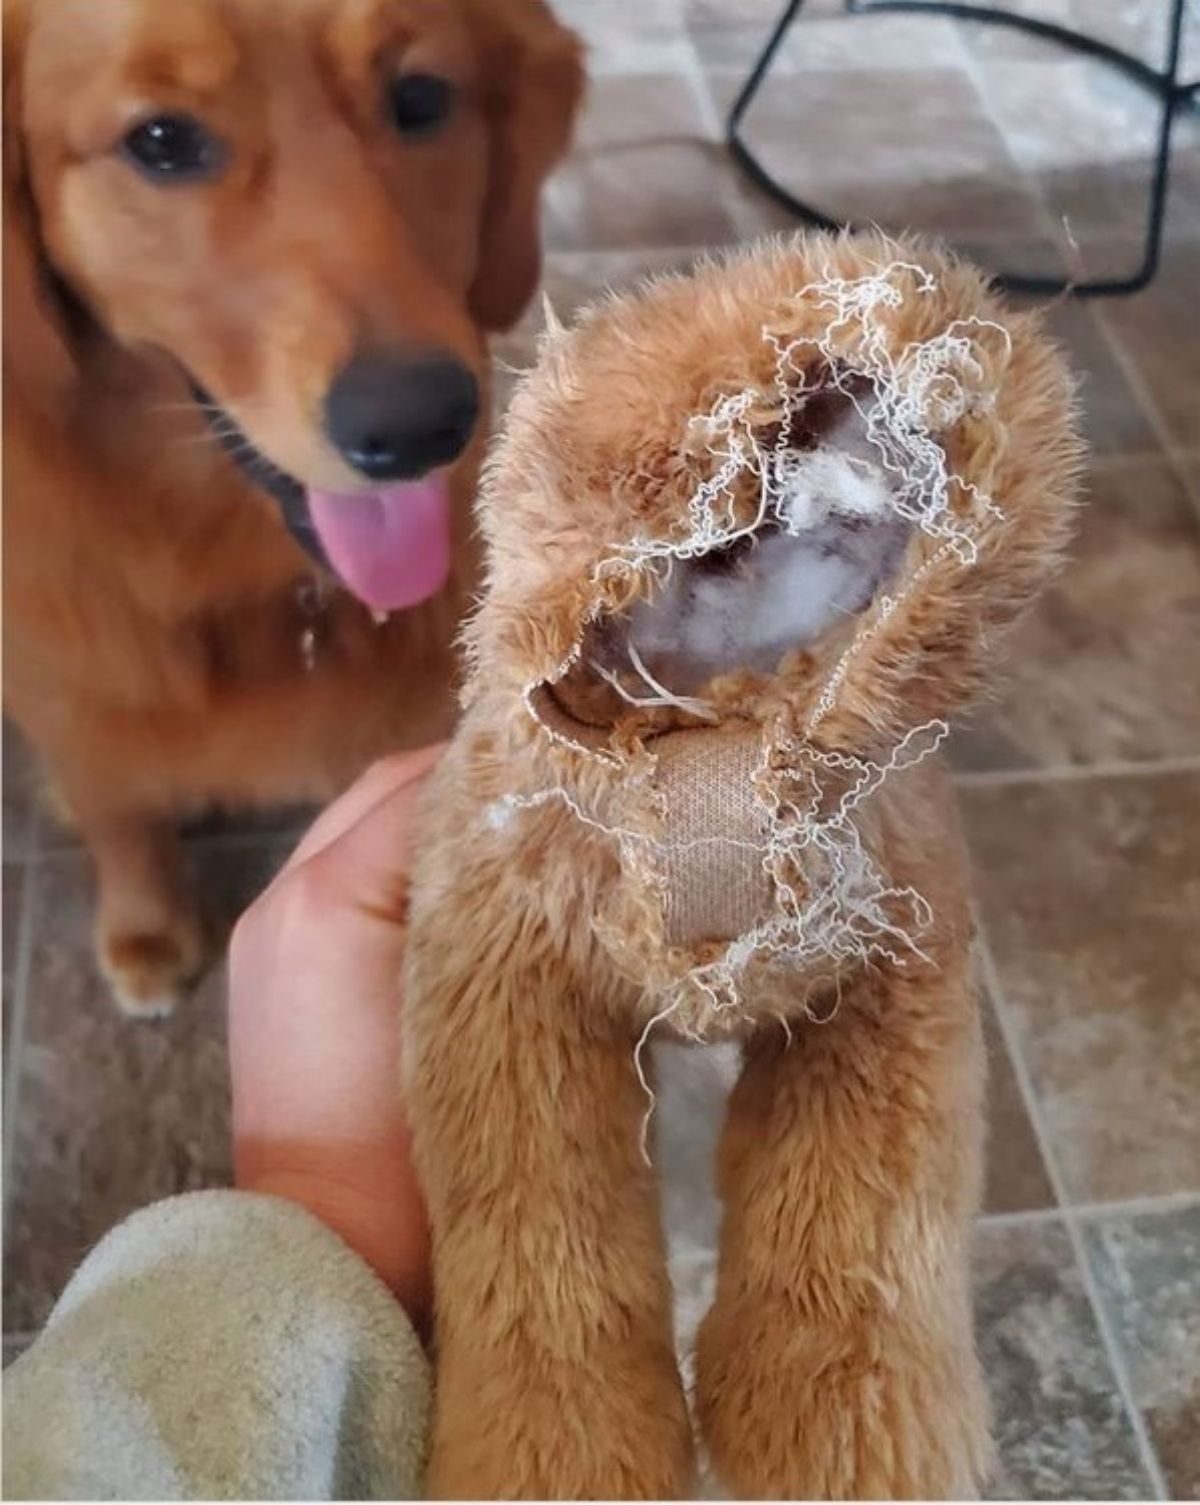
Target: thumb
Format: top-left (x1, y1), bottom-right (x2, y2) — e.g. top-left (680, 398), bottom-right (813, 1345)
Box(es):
top-left (282, 744), bottom-right (445, 876)
top-left (300, 766), bottom-right (438, 922)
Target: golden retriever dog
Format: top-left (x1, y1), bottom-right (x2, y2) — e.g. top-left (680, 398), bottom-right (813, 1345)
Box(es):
top-left (402, 234), bottom-right (1081, 1497)
top-left (3, 0), bottom-right (582, 1014)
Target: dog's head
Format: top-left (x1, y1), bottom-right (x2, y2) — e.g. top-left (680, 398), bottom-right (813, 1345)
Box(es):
top-left (4, 0), bottom-right (582, 609)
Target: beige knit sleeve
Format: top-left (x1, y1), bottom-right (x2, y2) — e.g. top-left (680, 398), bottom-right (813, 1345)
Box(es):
top-left (2, 1190), bottom-right (430, 1500)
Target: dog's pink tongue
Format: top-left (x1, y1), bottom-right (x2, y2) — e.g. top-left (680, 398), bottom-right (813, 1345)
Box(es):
top-left (306, 476), bottom-right (451, 612)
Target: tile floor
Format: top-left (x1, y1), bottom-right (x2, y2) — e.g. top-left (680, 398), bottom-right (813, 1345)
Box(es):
top-left (3, 0), bottom-right (1199, 1496)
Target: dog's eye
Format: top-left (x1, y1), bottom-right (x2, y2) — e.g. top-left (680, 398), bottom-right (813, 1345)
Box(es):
top-left (386, 74), bottom-right (455, 137)
top-left (121, 114), bottom-right (227, 182)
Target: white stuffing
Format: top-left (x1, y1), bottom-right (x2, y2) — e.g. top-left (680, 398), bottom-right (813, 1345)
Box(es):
top-left (623, 515), bottom-right (909, 688)
top-left (775, 448), bottom-right (894, 528)
top-left (623, 394), bottom-right (910, 688)
top-left (524, 259), bottom-right (1010, 1037)
top-left (774, 393), bottom-right (895, 528)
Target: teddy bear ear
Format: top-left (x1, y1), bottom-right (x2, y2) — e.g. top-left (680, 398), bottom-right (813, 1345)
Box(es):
top-left (467, 0), bottom-right (585, 333)
top-left (3, 0), bottom-right (81, 419)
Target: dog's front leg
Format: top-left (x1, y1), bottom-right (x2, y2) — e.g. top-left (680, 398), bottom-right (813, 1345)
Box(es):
top-left (406, 904), bottom-right (692, 1500)
top-left (696, 953), bottom-right (991, 1500)
top-left (84, 813), bottom-right (207, 1019)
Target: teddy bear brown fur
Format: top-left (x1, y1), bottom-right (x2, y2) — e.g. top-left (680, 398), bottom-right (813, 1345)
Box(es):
top-left (403, 231), bottom-right (1083, 1499)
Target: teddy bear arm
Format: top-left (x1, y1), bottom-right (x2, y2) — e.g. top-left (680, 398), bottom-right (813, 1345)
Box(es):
top-left (696, 952), bottom-right (991, 1500)
top-left (405, 896), bottom-right (693, 1499)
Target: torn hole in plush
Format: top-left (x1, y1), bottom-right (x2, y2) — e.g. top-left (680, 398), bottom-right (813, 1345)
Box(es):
top-left (541, 378), bottom-right (918, 738)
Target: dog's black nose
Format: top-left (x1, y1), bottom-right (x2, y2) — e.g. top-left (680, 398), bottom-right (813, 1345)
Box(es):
top-left (325, 349), bottom-right (479, 482)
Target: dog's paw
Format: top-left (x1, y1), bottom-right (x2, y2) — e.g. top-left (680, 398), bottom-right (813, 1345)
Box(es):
top-left (99, 925), bottom-right (207, 1020)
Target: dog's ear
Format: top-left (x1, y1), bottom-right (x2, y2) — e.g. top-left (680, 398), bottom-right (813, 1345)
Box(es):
top-left (468, 0), bottom-right (584, 333)
top-left (3, 0), bottom-right (79, 417)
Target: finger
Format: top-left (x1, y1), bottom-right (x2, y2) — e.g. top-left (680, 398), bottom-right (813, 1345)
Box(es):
top-left (303, 766), bottom-right (439, 917)
top-left (282, 744), bottom-right (446, 875)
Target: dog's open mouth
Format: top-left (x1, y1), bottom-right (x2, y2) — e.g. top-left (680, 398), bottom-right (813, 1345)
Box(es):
top-left (192, 382), bottom-right (452, 613)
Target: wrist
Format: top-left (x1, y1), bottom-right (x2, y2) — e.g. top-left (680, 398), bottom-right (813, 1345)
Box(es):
top-left (235, 1142), bottom-right (432, 1329)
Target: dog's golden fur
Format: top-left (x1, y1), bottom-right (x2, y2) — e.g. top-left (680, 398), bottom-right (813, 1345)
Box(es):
top-left (2, 0), bottom-right (581, 1012)
top-left (403, 234), bottom-right (1082, 1498)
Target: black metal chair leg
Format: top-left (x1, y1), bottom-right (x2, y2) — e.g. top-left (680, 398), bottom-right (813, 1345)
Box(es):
top-left (724, 0), bottom-right (1196, 298)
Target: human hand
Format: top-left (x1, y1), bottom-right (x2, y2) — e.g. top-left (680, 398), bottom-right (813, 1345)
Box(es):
top-left (228, 746), bottom-right (444, 1325)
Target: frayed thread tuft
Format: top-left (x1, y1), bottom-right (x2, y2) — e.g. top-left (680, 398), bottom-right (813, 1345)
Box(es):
top-left (512, 259), bottom-right (1010, 1152)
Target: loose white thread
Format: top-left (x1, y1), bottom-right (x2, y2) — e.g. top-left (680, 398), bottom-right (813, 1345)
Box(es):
top-left (512, 258), bottom-right (1009, 1148)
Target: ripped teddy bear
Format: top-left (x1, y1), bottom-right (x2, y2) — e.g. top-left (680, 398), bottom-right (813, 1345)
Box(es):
top-left (403, 233), bottom-right (1082, 1500)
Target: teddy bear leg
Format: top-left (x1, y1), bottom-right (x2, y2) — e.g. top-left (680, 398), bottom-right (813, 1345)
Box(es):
top-left (696, 959), bottom-right (991, 1500)
top-left (409, 977), bottom-right (693, 1499)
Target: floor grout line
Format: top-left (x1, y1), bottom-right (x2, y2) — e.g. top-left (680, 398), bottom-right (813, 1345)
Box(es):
top-left (1165, 444), bottom-right (1200, 530)
top-left (977, 1204), bottom-right (1069, 1231)
top-left (953, 12), bottom-right (1075, 259)
top-left (978, 1189), bottom-right (1200, 1231)
top-left (2, 816), bottom-right (43, 1226)
top-left (1087, 447), bottom-right (1196, 473)
top-left (676, 21), bottom-right (765, 245)
top-left (954, 753), bottom-right (1200, 788)
top-left (1176, 458), bottom-right (1200, 521)
top-left (1070, 1189), bottom-right (1200, 1223)
top-left (1089, 288), bottom-right (1200, 529)
top-left (979, 936), bottom-right (1171, 1501)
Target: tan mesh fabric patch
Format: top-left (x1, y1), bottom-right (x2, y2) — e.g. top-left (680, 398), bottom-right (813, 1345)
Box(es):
top-left (651, 728), bottom-right (771, 947)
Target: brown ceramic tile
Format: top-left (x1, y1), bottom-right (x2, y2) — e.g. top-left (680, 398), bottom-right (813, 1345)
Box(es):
top-left (3, 720), bottom-right (39, 862)
top-left (689, 0), bottom-right (967, 73)
top-left (974, 1219), bottom-right (1153, 1500)
top-left (1178, 451), bottom-right (1200, 518)
top-left (552, 0), bottom-right (693, 74)
top-left (2, 840), bottom-right (285, 1332)
top-left (1068, 0), bottom-right (1200, 73)
top-left (1040, 154), bottom-right (1200, 254)
top-left (493, 247), bottom-right (705, 420)
top-left (496, 247), bottom-right (705, 367)
top-left (982, 996), bottom-right (1056, 1215)
top-left (1041, 301), bottom-right (1162, 457)
top-left (542, 73), bottom-right (740, 253)
top-left (687, 0), bottom-right (799, 23)
top-left (1170, 145), bottom-right (1200, 238)
top-left (972, 53), bottom-right (1200, 244)
top-left (1086, 1204), bottom-right (1200, 1501)
top-left (957, 0), bottom-right (1200, 69)
top-left (706, 66), bottom-right (1046, 239)
top-left (2, 1333), bottom-right (33, 1368)
top-left (1097, 237), bottom-right (1200, 452)
top-left (3, 862), bottom-right (25, 991)
top-left (687, 4), bottom-right (809, 74)
top-left (955, 0), bottom-right (1077, 64)
top-left (797, 1), bottom-right (969, 68)
top-left (953, 229), bottom-right (1080, 288)
top-left (949, 458), bottom-right (1200, 770)
top-left (964, 772), bottom-right (1200, 1204)
top-left (3, 863), bottom-right (27, 1066)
